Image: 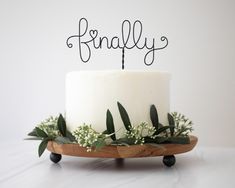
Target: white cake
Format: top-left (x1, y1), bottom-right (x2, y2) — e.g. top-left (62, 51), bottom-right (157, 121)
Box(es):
top-left (65, 70), bottom-right (171, 138)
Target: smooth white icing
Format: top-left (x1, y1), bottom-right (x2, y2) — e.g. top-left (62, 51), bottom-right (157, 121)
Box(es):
top-left (65, 70), bottom-right (171, 138)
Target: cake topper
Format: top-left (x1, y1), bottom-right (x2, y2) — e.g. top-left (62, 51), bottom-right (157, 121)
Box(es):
top-left (66, 18), bottom-right (168, 69)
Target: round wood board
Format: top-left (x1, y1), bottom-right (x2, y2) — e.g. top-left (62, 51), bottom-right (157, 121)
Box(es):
top-left (47, 135), bottom-right (198, 158)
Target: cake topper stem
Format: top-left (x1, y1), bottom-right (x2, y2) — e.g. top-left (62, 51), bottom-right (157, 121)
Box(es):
top-left (122, 48), bottom-right (125, 70)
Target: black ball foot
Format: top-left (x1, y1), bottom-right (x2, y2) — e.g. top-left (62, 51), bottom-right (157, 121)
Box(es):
top-left (163, 155), bottom-right (176, 167)
top-left (115, 158), bottom-right (124, 167)
top-left (50, 153), bottom-right (62, 163)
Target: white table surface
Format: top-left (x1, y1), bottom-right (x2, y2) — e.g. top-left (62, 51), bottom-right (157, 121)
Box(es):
top-left (1, 140), bottom-right (235, 188)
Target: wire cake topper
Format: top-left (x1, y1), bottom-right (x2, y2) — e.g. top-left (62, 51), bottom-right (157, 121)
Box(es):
top-left (66, 18), bottom-right (168, 70)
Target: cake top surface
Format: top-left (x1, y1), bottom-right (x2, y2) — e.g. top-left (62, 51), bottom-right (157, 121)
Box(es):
top-left (66, 70), bottom-right (171, 77)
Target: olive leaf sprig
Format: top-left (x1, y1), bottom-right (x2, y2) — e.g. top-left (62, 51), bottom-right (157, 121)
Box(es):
top-left (26, 114), bottom-right (75, 157)
top-left (26, 102), bottom-right (194, 155)
top-left (109, 102), bottom-right (193, 146)
top-left (168, 112), bottom-right (193, 136)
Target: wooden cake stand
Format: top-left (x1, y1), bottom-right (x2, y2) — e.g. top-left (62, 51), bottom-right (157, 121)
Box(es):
top-left (47, 135), bottom-right (198, 167)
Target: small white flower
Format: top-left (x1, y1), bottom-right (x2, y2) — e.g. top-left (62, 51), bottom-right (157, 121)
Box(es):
top-left (37, 116), bottom-right (59, 137)
top-left (73, 124), bottom-right (107, 152)
top-left (170, 112), bottom-right (193, 136)
top-left (124, 122), bottom-right (156, 145)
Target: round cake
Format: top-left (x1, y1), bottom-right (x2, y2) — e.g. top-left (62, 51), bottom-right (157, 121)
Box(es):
top-left (65, 70), bottom-right (171, 138)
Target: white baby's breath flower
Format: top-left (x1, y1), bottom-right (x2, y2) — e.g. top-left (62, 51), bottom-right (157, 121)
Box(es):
top-left (124, 122), bottom-right (156, 145)
top-left (73, 124), bottom-right (107, 152)
top-left (37, 116), bottom-right (59, 137)
top-left (170, 112), bottom-right (193, 136)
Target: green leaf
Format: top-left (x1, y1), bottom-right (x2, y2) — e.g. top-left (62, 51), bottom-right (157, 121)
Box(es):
top-left (168, 113), bottom-right (175, 125)
top-left (168, 113), bottom-right (175, 136)
top-left (154, 126), bottom-right (171, 135)
top-left (176, 127), bottom-right (192, 136)
top-left (117, 102), bottom-right (131, 131)
top-left (38, 139), bottom-right (49, 157)
top-left (166, 136), bottom-right (190, 144)
top-left (102, 130), bottom-right (108, 134)
top-left (93, 139), bottom-right (106, 150)
top-left (24, 137), bottom-right (43, 140)
top-left (35, 127), bottom-right (48, 138)
top-left (66, 130), bottom-right (75, 142)
top-left (145, 136), bottom-right (190, 144)
top-left (57, 114), bottom-right (66, 137)
top-left (111, 137), bottom-right (135, 145)
top-left (158, 123), bottom-right (163, 128)
top-left (143, 136), bottom-right (155, 143)
top-left (54, 136), bottom-right (71, 144)
top-left (150, 105), bottom-right (159, 130)
top-left (154, 137), bottom-right (169, 143)
top-left (144, 136), bottom-right (169, 144)
top-left (158, 123), bottom-right (168, 136)
top-left (28, 128), bottom-right (37, 137)
top-left (106, 109), bottom-right (116, 141)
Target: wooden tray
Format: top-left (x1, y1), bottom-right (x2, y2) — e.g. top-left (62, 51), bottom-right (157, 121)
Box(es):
top-left (47, 135), bottom-right (198, 158)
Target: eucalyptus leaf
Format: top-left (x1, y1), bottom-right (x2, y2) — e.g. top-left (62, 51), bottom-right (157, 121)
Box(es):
top-left (57, 114), bottom-right (66, 137)
top-left (150, 105), bottom-right (159, 130)
top-left (38, 138), bottom-right (49, 157)
top-left (106, 109), bottom-right (116, 141)
top-left (35, 127), bottom-right (48, 138)
top-left (117, 102), bottom-right (131, 131)
top-left (168, 113), bottom-right (175, 136)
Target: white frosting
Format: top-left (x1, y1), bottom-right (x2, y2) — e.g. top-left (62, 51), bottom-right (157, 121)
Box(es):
top-left (65, 70), bottom-right (171, 138)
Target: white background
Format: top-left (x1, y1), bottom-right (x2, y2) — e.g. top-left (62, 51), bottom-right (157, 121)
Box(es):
top-left (0, 0), bottom-right (234, 147)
